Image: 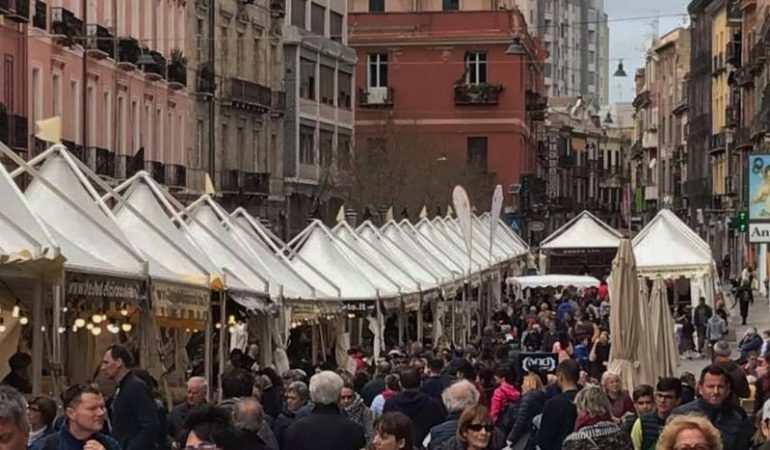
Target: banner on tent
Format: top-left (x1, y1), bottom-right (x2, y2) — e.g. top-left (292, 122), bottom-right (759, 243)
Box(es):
top-left (342, 301), bottom-right (375, 314)
top-left (151, 282), bottom-right (209, 321)
top-left (65, 272), bottom-right (143, 303)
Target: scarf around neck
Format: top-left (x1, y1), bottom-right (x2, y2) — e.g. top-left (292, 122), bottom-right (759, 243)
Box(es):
top-left (575, 413), bottom-right (613, 431)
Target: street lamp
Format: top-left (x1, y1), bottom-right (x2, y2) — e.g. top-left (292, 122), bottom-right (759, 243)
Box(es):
top-left (614, 59), bottom-right (628, 77)
top-left (505, 37), bottom-right (527, 55)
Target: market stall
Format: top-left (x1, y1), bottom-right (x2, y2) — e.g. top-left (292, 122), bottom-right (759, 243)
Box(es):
top-left (0, 146), bottom-right (63, 397)
top-left (539, 211), bottom-right (622, 276)
top-left (19, 146), bottom-right (148, 388)
top-left (507, 274), bottom-right (601, 299)
top-left (632, 209), bottom-right (718, 308)
top-left (110, 173), bottom-right (225, 400)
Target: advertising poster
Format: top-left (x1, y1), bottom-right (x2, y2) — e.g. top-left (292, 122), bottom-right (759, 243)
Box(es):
top-left (749, 154), bottom-right (770, 221)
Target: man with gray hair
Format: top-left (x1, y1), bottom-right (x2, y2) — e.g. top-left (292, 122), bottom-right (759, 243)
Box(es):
top-left (423, 379), bottom-right (480, 450)
top-left (233, 398), bottom-right (270, 450)
top-left (168, 376), bottom-right (208, 442)
top-left (283, 371), bottom-right (366, 450)
top-left (0, 385), bottom-right (28, 450)
top-left (273, 381), bottom-right (309, 447)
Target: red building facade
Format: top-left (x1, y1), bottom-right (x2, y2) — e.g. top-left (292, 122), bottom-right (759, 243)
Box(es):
top-left (349, 7), bottom-right (546, 206)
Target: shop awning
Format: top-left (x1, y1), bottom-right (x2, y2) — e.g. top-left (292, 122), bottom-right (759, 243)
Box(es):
top-left (507, 274), bottom-right (601, 290)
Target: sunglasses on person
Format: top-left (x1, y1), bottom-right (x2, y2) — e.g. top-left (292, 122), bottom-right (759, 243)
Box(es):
top-left (467, 423), bottom-right (494, 433)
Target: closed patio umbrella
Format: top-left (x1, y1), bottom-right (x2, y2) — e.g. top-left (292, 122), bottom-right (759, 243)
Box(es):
top-left (637, 279), bottom-right (657, 386)
top-left (650, 277), bottom-right (679, 378)
top-left (608, 239), bottom-right (641, 393)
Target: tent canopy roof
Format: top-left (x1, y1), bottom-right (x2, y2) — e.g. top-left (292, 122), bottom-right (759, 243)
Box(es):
top-left (23, 148), bottom-right (146, 279)
top-left (507, 274), bottom-right (601, 289)
top-left (632, 209), bottom-right (714, 277)
top-left (0, 157), bottom-right (60, 268)
top-left (540, 210), bottom-right (622, 249)
top-left (113, 174), bottom-right (222, 290)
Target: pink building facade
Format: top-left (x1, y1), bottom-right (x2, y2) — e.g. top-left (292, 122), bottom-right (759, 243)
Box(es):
top-left (23, 0), bottom-right (189, 186)
top-left (0, 3), bottom-right (29, 156)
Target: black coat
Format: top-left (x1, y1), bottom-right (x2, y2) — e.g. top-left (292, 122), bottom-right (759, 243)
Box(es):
top-left (167, 402), bottom-right (198, 443)
top-left (422, 375), bottom-right (449, 403)
top-left (262, 385), bottom-right (285, 419)
top-left (506, 389), bottom-right (546, 446)
top-left (536, 389), bottom-right (578, 450)
top-left (283, 404), bottom-right (366, 450)
top-left (383, 389), bottom-right (446, 443)
top-left (672, 398), bottom-right (753, 450)
top-left (361, 378), bottom-right (386, 407)
top-left (110, 371), bottom-right (161, 450)
top-left (272, 408), bottom-right (297, 449)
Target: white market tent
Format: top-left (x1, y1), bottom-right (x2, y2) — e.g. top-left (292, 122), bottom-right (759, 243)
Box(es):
top-left (475, 214), bottom-right (529, 258)
top-left (632, 209), bottom-right (717, 307)
top-left (183, 196), bottom-right (272, 312)
top-left (540, 210), bottom-right (622, 249)
top-left (229, 208), bottom-right (320, 300)
top-left (332, 222), bottom-right (422, 298)
top-left (288, 220), bottom-right (400, 301)
top-left (357, 221), bottom-right (444, 293)
top-left (436, 217), bottom-right (499, 266)
top-left (23, 148), bottom-right (147, 280)
top-left (111, 173), bottom-right (223, 291)
top-left (416, 218), bottom-right (487, 275)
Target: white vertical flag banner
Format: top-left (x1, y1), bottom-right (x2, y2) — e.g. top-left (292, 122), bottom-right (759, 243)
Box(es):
top-left (489, 185), bottom-right (503, 261)
top-left (453, 185), bottom-right (473, 270)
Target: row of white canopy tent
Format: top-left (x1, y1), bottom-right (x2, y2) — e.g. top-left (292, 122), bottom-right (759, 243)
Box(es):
top-left (536, 208), bottom-right (719, 307)
top-left (0, 143), bottom-right (530, 391)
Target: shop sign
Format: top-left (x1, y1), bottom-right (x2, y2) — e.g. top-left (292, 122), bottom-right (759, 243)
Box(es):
top-left (65, 272), bottom-right (143, 302)
top-left (151, 281), bottom-right (210, 320)
top-left (519, 352), bottom-right (558, 374)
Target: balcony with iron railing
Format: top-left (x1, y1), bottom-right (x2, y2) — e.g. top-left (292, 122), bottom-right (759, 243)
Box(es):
top-left (558, 154), bottom-right (575, 167)
top-left (145, 161), bottom-right (165, 184)
top-left (0, 106), bottom-right (28, 153)
top-left (51, 6), bottom-right (83, 47)
top-left (709, 132), bottom-right (727, 154)
top-left (227, 78), bottom-right (271, 112)
top-left (271, 90), bottom-right (285, 117)
top-left (359, 87), bottom-right (394, 108)
top-left (270, 0), bottom-right (285, 17)
top-left (242, 171), bottom-right (270, 195)
top-left (86, 24), bottom-right (115, 59)
top-left (454, 83), bottom-right (502, 105)
top-left (141, 50), bottom-right (166, 80)
top-left (87, 147), bottom-right (115, 177)
top-left (167, 60), bottom-right (187, 89)
top-left (117, 37), bottom-right (140, 69)
top-left (526, 90), bottom-right (548, 121)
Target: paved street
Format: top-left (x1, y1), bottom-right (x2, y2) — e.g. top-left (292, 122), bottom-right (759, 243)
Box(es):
top-left (679, 291), bottom-right (770, 376)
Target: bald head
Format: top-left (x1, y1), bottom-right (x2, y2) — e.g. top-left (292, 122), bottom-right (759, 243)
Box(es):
top-left (233, 397), bottom-right (263, 432)
top-left (186, 377), bottom-right (208, 406)
top-left (442, 380), bottom-right (480, 413)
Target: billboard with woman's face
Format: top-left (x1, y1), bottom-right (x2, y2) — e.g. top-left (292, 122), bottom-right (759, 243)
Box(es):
top-left (749, 155), bottom-right (770, 220)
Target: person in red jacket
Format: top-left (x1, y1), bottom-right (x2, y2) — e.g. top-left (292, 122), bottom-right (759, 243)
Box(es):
top-left (490, 367), bottom-right (521, 423)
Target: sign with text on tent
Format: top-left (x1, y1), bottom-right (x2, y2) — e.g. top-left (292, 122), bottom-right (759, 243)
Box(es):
top-left (452, 185), bottom-right (473, 266)
top-left (518, 352), bottom-right (558, 374)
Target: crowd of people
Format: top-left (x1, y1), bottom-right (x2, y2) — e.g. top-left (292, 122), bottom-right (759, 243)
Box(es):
top-left (2, 278), bottom-right (770, 450)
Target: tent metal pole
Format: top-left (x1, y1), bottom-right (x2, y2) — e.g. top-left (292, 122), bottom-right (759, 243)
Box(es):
top-left (398, 298), bottom-right (404, 347)
top-left (32, 276), bottom-right (43, 396)
top-left (52, 280), bottom-right (63, 402)
top-left (204, 295), bottom-right (213, 402)
top-left (417, 293), bottom-right (423, 344)
top-left (217, 291), bottom-right (226, 403)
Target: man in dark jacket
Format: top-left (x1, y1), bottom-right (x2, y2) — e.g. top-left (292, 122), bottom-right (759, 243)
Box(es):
top-left (384, 368), bottom-right (445, 443)
top-left (537, 359), bottom-right (580, 450)
top-left (693, 297), bottom-right (713, 355)
top-left (272, 381), bottom-right (308, 448)
top-left (35, 384), bottom-right (121, 450)
top-left (100, 344), bottom-right (159, 450)
top-left (422, 358), bottom-right (451, 403)
top-left (712, 341), bottom-right (751, 402)
top-left (671, 364), bottom-right (753, 450)
top-left (233, 398), bottom-right (271, 450)
top-left (283, 371), bottom-right (366, 450)
top-left (361, 362), bottom-right (391, 407)
top-left (218, 369), bottom-right (279, 450)
top-left (167, 376), bottom-right (208, 443)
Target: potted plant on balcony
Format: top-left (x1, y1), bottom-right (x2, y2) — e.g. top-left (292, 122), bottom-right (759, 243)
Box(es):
top-left (168, 48), bottom-right (188, 86)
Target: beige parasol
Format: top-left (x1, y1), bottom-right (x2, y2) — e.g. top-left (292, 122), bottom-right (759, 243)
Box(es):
top-left (608, 239), bottom-right (641, 393)
top-left (636, 279), bottom-right (657, 386)
top-left (650, 277), bottom-right (679, 378)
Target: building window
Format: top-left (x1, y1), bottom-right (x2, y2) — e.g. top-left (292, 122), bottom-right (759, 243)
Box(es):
top-left (300, 58), bottom-right (316, 100)
top-left (236, 31), bottom-right (244, 77)
top-left (196, 19), bottom-right (204, 62)
top-left (196, 119), bottom-right (204, 166)
top-left (103, 91), bottom-right (111, 149)
top-left (116, 96), bottom-right (124, 154)
top-left (369, 0), bottom-right (384, 12)
top-left (292, 0), bottom-right (306, 28)
top-left (338, 72), bottom-right (352, 109)
top-left (338, 133), bottom-right (352, 169)
top-left (467, 137), bottom-right (488, 171)
top-left (330, 12), bottom-right (343, 43)
top-left (443, 0), bottom-right (459, 11)
top-left (465, 52), bottom-right (487, 85)
top-left (320, 65), bottom-right (335, 106)
top-left (3, 56), bottom-right (13, 111)
top-left (367, 53), bottom-right (388, 88)
top-left (319, 130), bottom-right (333, 167)
top-left (220, 27), bottom-right (229, 68)
top-left (52, 73), bottom-right (61, 116)
top-left (311, 3), bottom-right (325, 35)
top-left (300, 125), bottom-right (315, 164)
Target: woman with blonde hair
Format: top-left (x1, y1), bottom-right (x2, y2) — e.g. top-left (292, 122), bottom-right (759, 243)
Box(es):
top-left (655, 415), bottom-right (722, 450)
top-left (505, 373), bottom-right (546, 449)
top-left (563, 385), bottom-right (632, 450)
